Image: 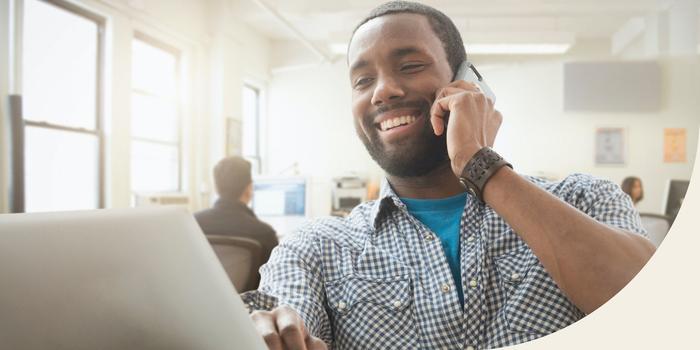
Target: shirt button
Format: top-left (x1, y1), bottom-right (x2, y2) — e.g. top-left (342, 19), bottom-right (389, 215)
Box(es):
top-left (393, 300), bottom-right (402, 308)
top-left (337, 301), bottom-right (346, 310)
top-left (424, 234), bottom-right (435, 241)
top-left (466, 346), bottom-right (475, 350)
top-left (469, 279), bottom-right (478, 288)
top-left (467, 235), bottom-right (474, 242)
top-left (440, 283), bottom-right (450, 293)
top-left (511, 273), bottom-right (521, 281)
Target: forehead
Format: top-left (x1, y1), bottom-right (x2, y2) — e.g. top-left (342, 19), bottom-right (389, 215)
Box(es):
top-left (348, 13), bottom-right (445, 67)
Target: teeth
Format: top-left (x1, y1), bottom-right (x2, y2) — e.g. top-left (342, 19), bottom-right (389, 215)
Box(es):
top-left (380, 115), bottom-right (417, 131)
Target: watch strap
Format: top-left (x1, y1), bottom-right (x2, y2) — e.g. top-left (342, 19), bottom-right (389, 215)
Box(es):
top-left (459, 147), bottom-right (512, 203)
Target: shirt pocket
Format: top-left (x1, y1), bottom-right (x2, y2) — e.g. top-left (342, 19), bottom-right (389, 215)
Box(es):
top-left (325, 275), bottom-right (412, 316)
top-left (325, 275), bottom-right (419, 349)
top-left (494, 246), bottom-right (583, 335)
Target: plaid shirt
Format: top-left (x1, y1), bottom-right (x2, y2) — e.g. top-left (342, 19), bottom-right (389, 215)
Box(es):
top-left (242, 173), bottom-right (647, 349)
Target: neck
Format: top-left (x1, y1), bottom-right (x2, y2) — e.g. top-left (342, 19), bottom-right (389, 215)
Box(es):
top-left (387, 162), bottom-right (465, 199)
top-left (218, 197), bottom-right (244, 205)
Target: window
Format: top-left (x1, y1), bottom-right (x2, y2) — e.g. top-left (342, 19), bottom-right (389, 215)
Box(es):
top-left (21, 0), bottom-right (104, 212)
top-left (130, 35), bottom-right (181, 193)
top-left (242, 84), bottom-right (261, 173)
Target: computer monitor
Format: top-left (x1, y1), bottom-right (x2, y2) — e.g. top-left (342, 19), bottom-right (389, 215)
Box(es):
top-left (252, 177), bottom-right (308, 239)
top-left (252, 177), bottom-right (307, 217)
top-left (665, 179), bottom-right (689, 223)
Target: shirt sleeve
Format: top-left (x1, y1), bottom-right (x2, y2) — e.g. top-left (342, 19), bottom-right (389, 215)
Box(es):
top-left (573, 175), bottom-right (648, 237)
top-left (240, 222), bottom-right (333, 345)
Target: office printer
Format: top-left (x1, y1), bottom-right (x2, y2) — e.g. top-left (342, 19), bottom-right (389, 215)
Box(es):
top-left (331, 175), bottom-right (367, 217)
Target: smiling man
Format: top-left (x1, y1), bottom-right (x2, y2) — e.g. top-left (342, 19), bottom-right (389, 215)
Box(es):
top-left (242, 2), bottom-right (655, 349)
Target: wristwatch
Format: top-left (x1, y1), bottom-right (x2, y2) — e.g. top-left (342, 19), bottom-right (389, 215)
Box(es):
top-left (458, 147), bottom-right (512, 203)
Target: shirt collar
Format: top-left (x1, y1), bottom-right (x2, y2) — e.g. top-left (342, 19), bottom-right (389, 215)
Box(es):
top-left (369, 178), bottom-right (408, 231)
top-left (368, 178), bottom-right (479, 232)
top-left (214, 197), bottom-right (256, 217)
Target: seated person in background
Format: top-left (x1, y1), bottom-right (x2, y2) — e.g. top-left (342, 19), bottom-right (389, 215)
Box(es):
top-left (621, 176), bottom-right (644, 206)
top-left (195, 156), bottom-right (278, 269)
top-left (243, 2), bottom-right (655, 349)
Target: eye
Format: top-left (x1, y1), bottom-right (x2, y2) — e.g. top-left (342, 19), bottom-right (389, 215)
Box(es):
top-left (400, 63), bottom-right (425, 73)
top-left (353, 77), bottom-right (374, 89)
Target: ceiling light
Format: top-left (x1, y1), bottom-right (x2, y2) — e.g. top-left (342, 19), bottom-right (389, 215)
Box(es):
top-left (467, 43), bottom-right (572, 55)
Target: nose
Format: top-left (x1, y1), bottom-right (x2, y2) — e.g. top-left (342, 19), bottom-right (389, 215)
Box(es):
top-left (370, 74), bottom-right (405, 106)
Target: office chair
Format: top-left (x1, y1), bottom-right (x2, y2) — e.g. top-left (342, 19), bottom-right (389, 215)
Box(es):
top-left (639, 213), bottom-right (672, 248)
top-left (206, 235), bottom-right (263, 293)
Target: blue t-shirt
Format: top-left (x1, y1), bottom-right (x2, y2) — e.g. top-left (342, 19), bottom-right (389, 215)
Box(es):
top-left (401, 193), bottom-right (467, 306)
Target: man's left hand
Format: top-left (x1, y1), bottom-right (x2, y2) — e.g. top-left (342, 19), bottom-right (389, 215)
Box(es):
top-left (429, 80), bottom-right (503, 176)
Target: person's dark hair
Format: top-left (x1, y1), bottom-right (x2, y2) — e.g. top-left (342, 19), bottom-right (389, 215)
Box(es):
top-left (621, 176), bottom-right (644, 204)
top-left (350, 1), bottom-right (467, 77)
top-left (213, 156), bottom-right (252, 200)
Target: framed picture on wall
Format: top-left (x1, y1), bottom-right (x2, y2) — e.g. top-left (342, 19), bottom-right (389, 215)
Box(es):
top-left (226, 118), bottom-right (242, 156)
top-left (595, 127), bottom-right (626, 165)
top-left (663, 128), bottom-right (687, 163)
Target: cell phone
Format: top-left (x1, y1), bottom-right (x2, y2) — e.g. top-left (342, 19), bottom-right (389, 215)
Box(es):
top-left (454, 61), bottom-right (496, 103)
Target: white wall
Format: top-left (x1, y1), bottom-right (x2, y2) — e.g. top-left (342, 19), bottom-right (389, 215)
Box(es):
top-left (202, 17), bottom-right (271, 208)
top-left (265, 52), bottom-right (699, 216)
top-left (266, 59), bottom-right (382, 217)
top-left (479, 57), bottom-right (699, 214)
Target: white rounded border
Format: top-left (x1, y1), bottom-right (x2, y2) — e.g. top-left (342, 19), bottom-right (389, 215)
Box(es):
top-left (508, 128), bottom-right (700, 349)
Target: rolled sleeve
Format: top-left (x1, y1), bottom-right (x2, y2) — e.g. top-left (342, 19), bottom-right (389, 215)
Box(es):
top-left (240, 222), bottom-right (333, 344)
top-left (588, 179), bottom-right (647, 237)
top-left (555, 174), bottom-right (648, 238)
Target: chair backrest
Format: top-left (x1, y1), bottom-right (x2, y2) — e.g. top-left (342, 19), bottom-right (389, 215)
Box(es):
top-left (206, 235), bottom-right (264, 292)
top-left (639, 213), bottom-right (672, 248)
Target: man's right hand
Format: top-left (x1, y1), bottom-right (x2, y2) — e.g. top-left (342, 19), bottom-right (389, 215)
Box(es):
top-left (250, 305), bottom-right (328, 350)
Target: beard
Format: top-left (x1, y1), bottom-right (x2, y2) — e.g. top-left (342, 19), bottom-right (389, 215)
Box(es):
top-left (355, 100), bottom-right (449, 178)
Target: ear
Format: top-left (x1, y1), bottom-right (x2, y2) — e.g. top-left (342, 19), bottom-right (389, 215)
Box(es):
top-left (240, 182), bottom-right (254, 204)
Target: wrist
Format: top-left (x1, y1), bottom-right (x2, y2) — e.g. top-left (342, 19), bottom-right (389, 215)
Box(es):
top-left (451, 145), bottom-right (482, 176)
top-left (457, 147), bottom-right (512, 203)
top-left (482, 164), bottom-right (513, 204)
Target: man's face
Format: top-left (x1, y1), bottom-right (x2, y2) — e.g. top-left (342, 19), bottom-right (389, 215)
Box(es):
top-left (348, 13), bottom-right (453, 177)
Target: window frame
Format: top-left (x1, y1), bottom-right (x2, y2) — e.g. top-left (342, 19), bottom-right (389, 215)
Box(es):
top-left (130, 31), bottom-right (183, 193)
top-left (15, 0), bottom-right (106, 211)
top-left (242, 82), bottom-right (262, 174)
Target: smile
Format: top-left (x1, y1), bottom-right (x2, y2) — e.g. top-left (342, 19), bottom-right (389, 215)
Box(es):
top-left (378, 115), bottom-right (419, 131)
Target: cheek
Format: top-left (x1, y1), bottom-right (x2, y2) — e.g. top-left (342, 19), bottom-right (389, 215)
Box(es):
top-left (351, 94), bottom-right (371, 131)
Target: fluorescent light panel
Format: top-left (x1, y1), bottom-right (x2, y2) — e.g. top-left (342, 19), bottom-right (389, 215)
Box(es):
top-left (329, 42), bottom-right (572, 56)
top-left (467, 43), bottom-right (572, 55)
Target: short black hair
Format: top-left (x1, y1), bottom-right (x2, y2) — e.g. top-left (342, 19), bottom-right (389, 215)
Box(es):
top-left (213, 156), bottom-right (252, 200)
top-left (350, 1), bottom-right (466, 77)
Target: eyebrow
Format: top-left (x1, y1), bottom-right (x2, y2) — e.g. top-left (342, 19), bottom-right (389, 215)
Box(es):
top-left (349, 46), bottom-right (424, 74)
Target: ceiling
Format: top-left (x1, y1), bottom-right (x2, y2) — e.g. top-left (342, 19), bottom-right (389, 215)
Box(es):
top-left (226, 0), bottom-right (698, 58)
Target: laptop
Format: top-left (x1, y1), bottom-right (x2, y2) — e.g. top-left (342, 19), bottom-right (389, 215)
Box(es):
top-left (0, 207), bottom-right (267, 350)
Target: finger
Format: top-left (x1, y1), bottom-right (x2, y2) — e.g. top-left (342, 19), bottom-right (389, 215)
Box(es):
top-left (275, 306), bottom-right (308, 350)
top-left (429, 95), bottom-right (451, 136)
top-left (448, 79), bottom-right (480, 92)
top-left (435, 86), bottom-right (467, 100)
top-left (251, 311), bottom-right (283, 350)
top-left (446, 80), bottom-right (494, 107)
top-left (430, 92), bottom-right (472, 135)
top-left (306, 337), bottom-right (329, 350)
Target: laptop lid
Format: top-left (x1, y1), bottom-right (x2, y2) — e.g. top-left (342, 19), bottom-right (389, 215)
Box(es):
top-left (0, 207), bottom-right (266, 350)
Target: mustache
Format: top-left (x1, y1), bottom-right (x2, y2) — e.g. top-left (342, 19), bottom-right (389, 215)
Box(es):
top-left (364, 100), bottom-right (432, 124)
